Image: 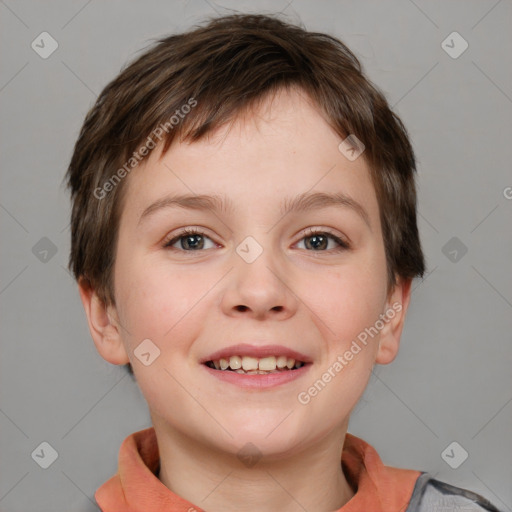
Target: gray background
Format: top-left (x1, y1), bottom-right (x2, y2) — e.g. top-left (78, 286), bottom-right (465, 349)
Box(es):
top-left (1, 0), bottom-right (511, 510)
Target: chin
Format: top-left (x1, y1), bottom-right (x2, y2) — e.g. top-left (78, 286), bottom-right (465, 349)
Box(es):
top-left (218, 416), bottom-right (304, 454)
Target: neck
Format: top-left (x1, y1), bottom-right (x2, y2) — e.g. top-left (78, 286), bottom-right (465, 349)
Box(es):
top-left (153, 418), bottom-right (355, 512)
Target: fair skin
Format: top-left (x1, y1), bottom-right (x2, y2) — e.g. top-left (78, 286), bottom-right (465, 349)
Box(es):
top-left (79, 87), bottom-right (412, 512)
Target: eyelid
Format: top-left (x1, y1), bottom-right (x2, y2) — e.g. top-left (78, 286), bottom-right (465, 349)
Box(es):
top-left (162, 227), bottom-right (218, 248)
top-left (298, 227), bottom-right (350, 250)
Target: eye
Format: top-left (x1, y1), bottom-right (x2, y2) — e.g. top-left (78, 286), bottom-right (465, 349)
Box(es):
top-left (162, 227), bottom-right (350, 253)
top-left (296, 228), bottom-right (349, 252)
top-left (163, 228), bottom-right (217, 251)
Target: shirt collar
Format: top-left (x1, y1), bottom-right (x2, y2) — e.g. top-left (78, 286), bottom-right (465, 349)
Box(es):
top-left (95, 427), bottom-right (421, 511)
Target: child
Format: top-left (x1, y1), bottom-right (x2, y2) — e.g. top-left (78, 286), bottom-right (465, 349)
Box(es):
top-left (66, 13), bottom-right (502, 512)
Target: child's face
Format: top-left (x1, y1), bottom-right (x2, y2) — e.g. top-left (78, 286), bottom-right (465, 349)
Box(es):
top-left (88, 87), bottom-right (409, 457)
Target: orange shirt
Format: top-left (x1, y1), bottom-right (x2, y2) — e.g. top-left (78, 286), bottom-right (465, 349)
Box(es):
top-left (95, 427), bottom-right (422, 511)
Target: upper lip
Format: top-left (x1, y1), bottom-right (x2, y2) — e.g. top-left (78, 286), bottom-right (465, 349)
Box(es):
top-left (200, 343), bottom-right (313, 364)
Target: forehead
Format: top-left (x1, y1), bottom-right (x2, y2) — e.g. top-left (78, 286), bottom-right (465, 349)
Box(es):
top-left (119, 87), bottom-right (379, 228)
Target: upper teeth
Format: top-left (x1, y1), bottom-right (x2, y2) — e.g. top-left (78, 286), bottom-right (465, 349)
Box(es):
top-left (212, 355), bottom-right (303, 371)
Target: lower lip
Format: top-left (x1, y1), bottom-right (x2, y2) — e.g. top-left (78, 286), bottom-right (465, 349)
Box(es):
top-left (201, 363), bottom-right (312, 389)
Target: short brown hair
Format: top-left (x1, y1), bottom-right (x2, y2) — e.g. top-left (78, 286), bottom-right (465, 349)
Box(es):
top-left (66, 12), bottom-right (425, 308)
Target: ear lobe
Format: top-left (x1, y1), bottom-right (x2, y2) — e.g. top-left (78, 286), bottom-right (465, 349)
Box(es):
top-left (375, 277), bottom-right (412, 365)
top-left (78, 278), bottom-right (130, 365)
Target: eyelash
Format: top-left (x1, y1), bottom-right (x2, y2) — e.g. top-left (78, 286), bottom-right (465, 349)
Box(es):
top-left (162, 227), bottom-right (350, 253)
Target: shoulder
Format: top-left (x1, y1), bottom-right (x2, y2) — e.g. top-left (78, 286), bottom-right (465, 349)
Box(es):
top-left (406, 472), bottom-right (504, 512)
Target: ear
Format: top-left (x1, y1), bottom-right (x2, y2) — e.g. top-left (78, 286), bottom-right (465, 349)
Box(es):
top-left (375, 277), bottom-right (412, 365)
top-left (78, 278), bottom-right (130, 365)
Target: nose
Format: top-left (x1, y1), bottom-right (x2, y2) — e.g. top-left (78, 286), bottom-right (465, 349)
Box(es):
top-left (220, 240), bottom-right (298, 321)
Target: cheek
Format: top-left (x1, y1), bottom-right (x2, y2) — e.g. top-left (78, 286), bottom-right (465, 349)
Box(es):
top-left (300, 259), bottom-right (387, 345)
top-left (114, 261), bottom-right (212, 400)
top-left (115, 257), bottom-right (214, 352)
top-left (293, 266), bottom-right (385, 420)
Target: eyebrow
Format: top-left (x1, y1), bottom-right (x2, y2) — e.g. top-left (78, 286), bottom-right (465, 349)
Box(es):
top-left (138, 191), bottom-right (371, 229)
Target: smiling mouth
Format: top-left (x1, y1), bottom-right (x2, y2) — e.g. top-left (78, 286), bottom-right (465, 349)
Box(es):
top-left (204, 355), bottom-right (307, 374)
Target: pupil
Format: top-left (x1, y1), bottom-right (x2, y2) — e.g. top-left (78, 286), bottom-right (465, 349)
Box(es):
top-left (183, 234), bottom-right (203, 250)
top-left (307, 234), bottom-right (327, 250)
top-left (183, 234), bottom-right (327, 251)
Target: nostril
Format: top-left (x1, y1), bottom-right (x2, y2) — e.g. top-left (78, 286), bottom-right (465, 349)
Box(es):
top-left (233, 305), bottom-right (284, 313)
